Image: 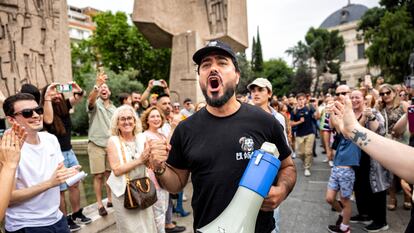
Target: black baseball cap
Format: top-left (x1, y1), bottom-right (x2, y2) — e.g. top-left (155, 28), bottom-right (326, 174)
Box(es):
top-left (192, 40), bottom-right (238, 68)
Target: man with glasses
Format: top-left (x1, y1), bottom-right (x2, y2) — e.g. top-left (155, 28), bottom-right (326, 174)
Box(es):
top-left (87, 73), bottom-right (116, 216)
top-left (179, 98), bottom-right (194, 119)
top-left (2, 93), bottom-right (79, 233)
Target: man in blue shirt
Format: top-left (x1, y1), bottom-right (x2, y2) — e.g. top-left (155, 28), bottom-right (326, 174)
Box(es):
top-left (291, 93), bottom-right (319, 176)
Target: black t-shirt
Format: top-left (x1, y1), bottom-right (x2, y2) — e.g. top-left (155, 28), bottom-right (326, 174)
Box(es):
top-left (167, 103), bottom-right (291, 233)
top-left (291, 106), bottom-right (316, 137)
top-left (44, 99), bottom-right (73, 151)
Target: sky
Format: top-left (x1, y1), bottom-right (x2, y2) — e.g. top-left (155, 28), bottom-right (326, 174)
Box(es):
top-left (67, 0), bottom-right (380, 64)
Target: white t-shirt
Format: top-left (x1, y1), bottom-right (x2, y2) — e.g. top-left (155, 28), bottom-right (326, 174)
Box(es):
top-left (5, 132), bottom-right (64, 231)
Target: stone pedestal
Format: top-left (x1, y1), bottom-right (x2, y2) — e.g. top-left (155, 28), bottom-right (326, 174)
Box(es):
top-left (132, 0), bottom-right (248, 103)
top-left (0, 0), bottom-right (72, 96)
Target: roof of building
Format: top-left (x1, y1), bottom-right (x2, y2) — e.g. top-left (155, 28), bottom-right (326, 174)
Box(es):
top-left (320, 3), bottom-right (369, 29)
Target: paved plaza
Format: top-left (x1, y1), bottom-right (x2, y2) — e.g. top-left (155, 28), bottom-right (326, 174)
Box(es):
top-left (102, 138), bottom-right (410, 233)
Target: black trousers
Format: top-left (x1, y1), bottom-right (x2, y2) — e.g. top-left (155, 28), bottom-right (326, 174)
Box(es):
top-left (353, 151), bottom-right (387, 225)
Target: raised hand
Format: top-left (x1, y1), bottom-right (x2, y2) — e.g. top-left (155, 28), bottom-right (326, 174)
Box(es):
top-left (0, 125), bottom-right (25, 169)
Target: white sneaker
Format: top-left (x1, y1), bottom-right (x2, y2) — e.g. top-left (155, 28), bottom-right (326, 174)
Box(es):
top-left (292, 153), bottom-right (296, 159)
top-left (329, 161), bottom-right (334, 167)
top-left (323, 158), bottom-right (329, 163)
top-left (304, 169), bottom-right (311, 177)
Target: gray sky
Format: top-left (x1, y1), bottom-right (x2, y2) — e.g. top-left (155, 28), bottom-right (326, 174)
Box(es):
top-left (67, 0), bottom-right (379, 63)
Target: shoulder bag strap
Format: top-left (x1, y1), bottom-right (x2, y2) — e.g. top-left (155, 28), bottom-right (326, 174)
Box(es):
top-left (383, 109), bottom-right (389, 134)
top-left (118, 137), bottom-right (131, 182)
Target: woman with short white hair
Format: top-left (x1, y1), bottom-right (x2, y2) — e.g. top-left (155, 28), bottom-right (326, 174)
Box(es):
top-left (106, 105), bottom-right (157, 232)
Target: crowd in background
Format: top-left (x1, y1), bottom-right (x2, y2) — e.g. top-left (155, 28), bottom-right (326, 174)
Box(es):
top-left (0, 64), bottom-right (413, 233)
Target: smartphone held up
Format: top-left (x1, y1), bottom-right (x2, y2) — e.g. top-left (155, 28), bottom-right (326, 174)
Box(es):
top-left (56, 84), bottom-right (72, 93)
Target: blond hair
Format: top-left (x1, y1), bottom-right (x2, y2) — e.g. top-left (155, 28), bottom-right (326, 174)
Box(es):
top-left (378, 84), bottom-right (400, 111)
top-left (110, 105), bottom-right (142, 136)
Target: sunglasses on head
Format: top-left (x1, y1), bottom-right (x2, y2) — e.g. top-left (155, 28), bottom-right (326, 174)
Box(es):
top-left (379, 91), bottom-right (392, 97)
top-left (13, 106), bottom-right (44, 118)
top-left (335, 92), bottom-right (349, 96)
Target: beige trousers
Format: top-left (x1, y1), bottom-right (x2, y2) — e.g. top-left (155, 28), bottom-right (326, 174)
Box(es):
top-left (295, 134), bottom-right (315, 169)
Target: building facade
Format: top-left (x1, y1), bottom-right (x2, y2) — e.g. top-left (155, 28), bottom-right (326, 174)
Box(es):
top-left (67, 5), bottom-right (99, 42)
top-left (319, 3), bottom-right (377, 89)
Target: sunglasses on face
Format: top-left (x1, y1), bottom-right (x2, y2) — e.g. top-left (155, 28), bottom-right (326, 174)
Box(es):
top-left (13, 106), bottom-right (44, 118)
top-left (379, 91), bottom-right (392, 96)
top-left (400, 93), bottom-right (407, 97)
top-left (335, 92), bottom-right (349, 96)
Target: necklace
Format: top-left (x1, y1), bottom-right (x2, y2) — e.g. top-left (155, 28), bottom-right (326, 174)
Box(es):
top-left (121, 137), bottom-right (138, 160)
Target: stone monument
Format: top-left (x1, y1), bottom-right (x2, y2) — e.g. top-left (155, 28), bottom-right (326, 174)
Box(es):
top-left (0, 0), bottom-right (72, 96)
top-left (132, 0), bottom-right (248, 103)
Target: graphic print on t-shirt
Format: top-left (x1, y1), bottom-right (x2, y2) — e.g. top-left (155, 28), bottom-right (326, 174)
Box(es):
top-left (236, 136), bottom-right (255, 160)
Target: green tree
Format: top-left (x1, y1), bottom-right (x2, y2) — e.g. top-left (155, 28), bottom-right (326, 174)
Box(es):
top-left (71, 69), bottom-right (144, 135)
top-left (305, 27), bottom-right (345, 94)
top-left (71, 40), bottom-right (96, 88)
top-left (251, 28), bottom-right (264, 75)
top-left (286, 40), bottom-right (310, 68)
top-left (251, 37), bottom-right (256, 69)
top-left (236, 53), bottom-right (254, 94)
top-left (90, 11), bottom-right (171, 85)
top-left (285, 41), bottom-right (313, 94)
top-left (291, 66), bottom-right (313, 94)
top-left (262, 59), bottom-right (293, 96)
top-left (359, 3), bottom-right (414, 82)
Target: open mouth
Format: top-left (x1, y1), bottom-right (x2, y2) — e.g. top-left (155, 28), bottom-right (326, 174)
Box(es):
top-left (208, 76), bottom-right (221, 92)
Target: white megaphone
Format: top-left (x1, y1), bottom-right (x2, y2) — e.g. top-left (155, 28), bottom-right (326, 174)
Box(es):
top-left (197, 142), bottom-right (281, 233)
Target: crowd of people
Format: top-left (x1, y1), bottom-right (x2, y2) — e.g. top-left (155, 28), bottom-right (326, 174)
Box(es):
top-left (0, 39), bottom-right (413, 233)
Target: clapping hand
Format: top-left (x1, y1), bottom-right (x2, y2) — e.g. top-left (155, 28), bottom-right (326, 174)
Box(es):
top-left (0, 123), bottom-right (27, 169)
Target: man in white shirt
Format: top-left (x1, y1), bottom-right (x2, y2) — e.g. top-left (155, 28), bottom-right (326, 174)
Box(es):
top-left (2, 93), bottom-right (78, 233)
top-left (248, 77), bottom-right (289, 233)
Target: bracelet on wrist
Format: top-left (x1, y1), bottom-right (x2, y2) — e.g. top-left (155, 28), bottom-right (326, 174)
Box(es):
top-left (74, 89), bottom-right (85, 96)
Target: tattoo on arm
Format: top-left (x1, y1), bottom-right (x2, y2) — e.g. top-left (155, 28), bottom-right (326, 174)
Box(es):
top-left (350, 129), bottom-right (371, 147)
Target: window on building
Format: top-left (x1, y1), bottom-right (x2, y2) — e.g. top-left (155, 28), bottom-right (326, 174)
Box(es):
top-left (357, 43), bottom-right (365, 60)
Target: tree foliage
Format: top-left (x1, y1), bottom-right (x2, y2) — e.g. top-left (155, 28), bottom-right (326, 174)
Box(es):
top-left (286, 41), bottom-right (310, 68)
top-left (262, 59), bottom-right (294, 96)
top-left (74, 11), bottom-right (171, 85)
top-left (251, 28), bottom-right (264, 75)
top-left (358, 2), bottom-right (414, 82)
top-left (236, 53), bottom-right (254, 94)
top-left (305, 27), bottom-right (345, 93)
top-left (71, 69), bottom-right (144, 135)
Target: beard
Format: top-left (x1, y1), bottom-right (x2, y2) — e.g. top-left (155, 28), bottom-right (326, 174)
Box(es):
top-left (202, 83), bottom-right (236, 108)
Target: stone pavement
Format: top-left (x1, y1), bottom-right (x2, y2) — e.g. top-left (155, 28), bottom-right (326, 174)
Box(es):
top-left (101, 138), bottom-right (411, 233)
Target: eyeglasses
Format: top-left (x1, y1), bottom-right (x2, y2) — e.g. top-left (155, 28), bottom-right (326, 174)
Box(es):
top-left (118, 116), bottom-right (134, 122)
top-left (335, 92), bottom-right (349, 96)
top-left (13, 106), bottom-right (44, 118)
top-left (399, 93), bottom-right (407, 97)
top-left (379, 91), bottom-right (392, 97)
top-left (173, 106), bottom-right (180, 108)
